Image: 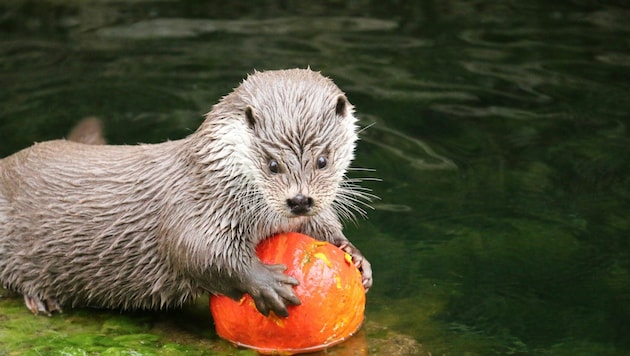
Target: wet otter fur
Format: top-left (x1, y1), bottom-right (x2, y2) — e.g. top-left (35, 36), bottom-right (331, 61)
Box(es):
top-left (0, 69), bottom-right (372, 317)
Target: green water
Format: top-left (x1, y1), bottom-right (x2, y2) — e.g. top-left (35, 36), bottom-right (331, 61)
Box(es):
top-left (1, 1), bottom-right (629, 355)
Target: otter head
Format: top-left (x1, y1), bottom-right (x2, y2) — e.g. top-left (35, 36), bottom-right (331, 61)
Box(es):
top-left (228, 69), bottom-right (358, 219)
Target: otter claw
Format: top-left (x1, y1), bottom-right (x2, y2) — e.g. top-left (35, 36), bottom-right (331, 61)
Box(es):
top-left (338, 242), bottom-right (373, 292)
top-left (24, 295), bottom-right (63, 316)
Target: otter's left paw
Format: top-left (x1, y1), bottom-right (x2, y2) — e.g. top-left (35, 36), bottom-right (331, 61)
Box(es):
top-left (338, 242), bottom-right (373, 291)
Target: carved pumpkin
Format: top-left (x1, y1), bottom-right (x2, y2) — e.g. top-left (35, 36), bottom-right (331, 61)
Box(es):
top-left (210, 232), bottom-right (365, 354)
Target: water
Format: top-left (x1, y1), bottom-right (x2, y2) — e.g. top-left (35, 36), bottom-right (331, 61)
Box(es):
top-left (1, 1), bottom-right (629, 355)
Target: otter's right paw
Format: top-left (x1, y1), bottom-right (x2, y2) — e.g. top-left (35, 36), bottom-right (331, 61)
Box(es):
top-left (23, 294), bottom-right (63, 316)
top-left (245, 263), bottom-right (301, 317)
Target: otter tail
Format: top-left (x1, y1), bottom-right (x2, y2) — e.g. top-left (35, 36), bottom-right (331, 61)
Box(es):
top-left (67, 117), bottom-right (106, 145)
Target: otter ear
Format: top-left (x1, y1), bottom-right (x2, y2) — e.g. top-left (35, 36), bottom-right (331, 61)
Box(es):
top-left (245, 106), bottom-right (256, 129)
top-left (335, 95), bottom-right (348, 117)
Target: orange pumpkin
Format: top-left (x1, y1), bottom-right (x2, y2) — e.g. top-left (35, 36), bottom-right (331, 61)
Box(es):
top-left (210, 232), bottom-right (365, 355)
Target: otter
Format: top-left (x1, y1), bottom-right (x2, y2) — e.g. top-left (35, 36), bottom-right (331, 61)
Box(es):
top-left (0, 69), bottom-right (373, 318)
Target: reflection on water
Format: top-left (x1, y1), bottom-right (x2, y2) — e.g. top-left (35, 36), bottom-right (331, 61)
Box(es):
top-left (1, 0), bottom-right (630, 355)
top-left (360, 117), bottom-right (457, 171)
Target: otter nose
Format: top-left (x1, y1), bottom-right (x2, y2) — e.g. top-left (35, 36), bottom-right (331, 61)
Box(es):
top-left (286, 193), bottom-right (314, 215)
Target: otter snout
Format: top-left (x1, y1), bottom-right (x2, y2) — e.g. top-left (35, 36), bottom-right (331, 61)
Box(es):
top-left (286, 193), bottom-right (314, 216)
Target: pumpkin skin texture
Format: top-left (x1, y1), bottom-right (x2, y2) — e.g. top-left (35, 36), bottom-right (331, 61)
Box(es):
top-left (210, 232), bottom-right (365, 354)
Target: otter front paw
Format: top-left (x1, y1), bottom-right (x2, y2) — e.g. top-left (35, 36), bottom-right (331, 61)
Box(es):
top-left (244, 263), bottom-right (301, 317)
top-left (339, 242), bottom-right (373, 291)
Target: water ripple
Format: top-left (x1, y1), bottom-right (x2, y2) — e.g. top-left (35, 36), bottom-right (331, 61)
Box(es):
top-left (360, 114), bottom-right (457, 171)
top-left (97, 17), bottom-right (398, 39)
top-left (329, 65), bottom-right (479, 102)
top-left (372, 203), bottom-right (412, 212)
top-left (430, 104), bottom-right (560, 120)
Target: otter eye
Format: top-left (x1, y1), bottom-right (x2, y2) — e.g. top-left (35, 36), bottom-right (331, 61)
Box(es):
top-left (268, 159), bottom-right (280, 174)
top-left (316, 156), bottom-right (328, 169)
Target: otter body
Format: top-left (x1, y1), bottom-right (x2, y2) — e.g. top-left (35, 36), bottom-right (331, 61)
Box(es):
top-left (0, 69), bottom-right (372, 317)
